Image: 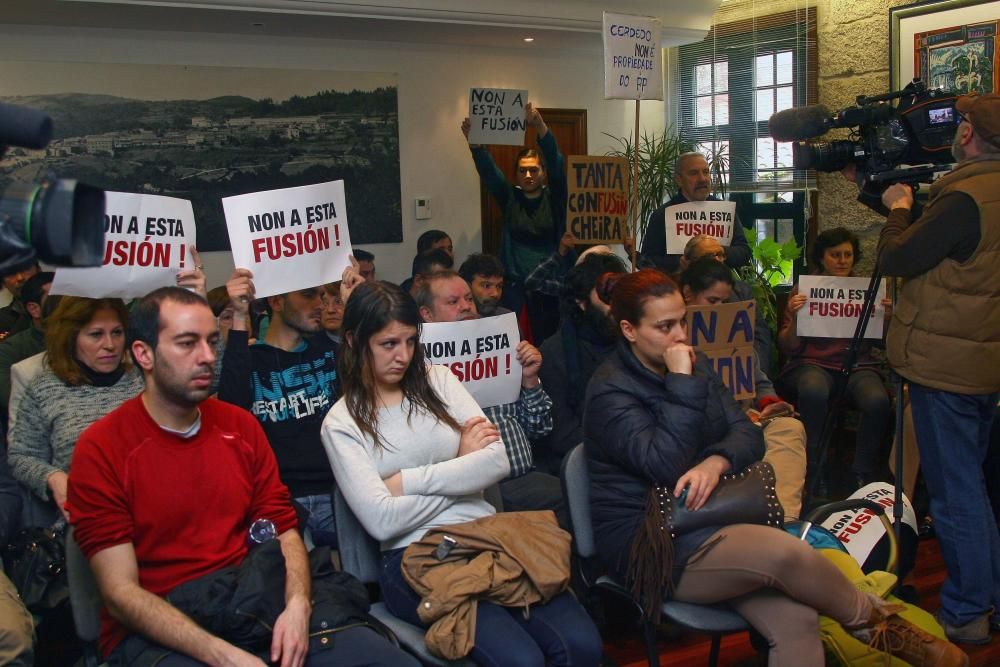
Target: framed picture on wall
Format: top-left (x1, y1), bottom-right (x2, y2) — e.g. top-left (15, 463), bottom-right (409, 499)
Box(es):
top-left (891, 0), bottom-right (1000, 92)
top-left (0, 63), bottom-right (402, 251)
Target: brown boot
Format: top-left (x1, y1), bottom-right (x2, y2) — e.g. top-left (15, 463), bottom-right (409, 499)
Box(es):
top-left (865, 601), bottom-right (969, 667)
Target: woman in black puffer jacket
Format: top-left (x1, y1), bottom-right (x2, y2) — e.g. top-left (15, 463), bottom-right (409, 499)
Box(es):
top-left (582, 270), bottom-right (963, 667)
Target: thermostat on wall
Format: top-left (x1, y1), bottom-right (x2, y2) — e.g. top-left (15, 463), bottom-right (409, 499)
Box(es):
top-left (415, 197), bottom-right (432, 220)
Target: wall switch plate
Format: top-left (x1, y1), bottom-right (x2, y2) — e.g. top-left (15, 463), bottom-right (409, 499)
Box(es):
top-left (415, 197), bottom-right (432, 220)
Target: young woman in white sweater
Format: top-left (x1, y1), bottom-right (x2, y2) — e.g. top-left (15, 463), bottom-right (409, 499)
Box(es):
top-left (321, 280), bottom-right (601, 667)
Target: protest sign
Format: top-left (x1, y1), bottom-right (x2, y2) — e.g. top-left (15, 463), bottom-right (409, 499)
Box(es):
top-left (686, 300), bottom-right (756, 401)
top-left (820, 483), bottom-right (917, 567)
top-left (468, 88), bottom-right (529, 146)
top-left (603, 12), bottom-right (663, 100)
top-left (566, 156), bottom-right (629, 244)
top-left (222, 180), bottom-right (352, 298)
top-left (665, 201), bottom-right (737, 254)
top-left (421, 312), bottom-right (522, 408)
top-left (796, 275), bottom-right (886, 340)
top-left (49, 192), bottom-right (196, 299)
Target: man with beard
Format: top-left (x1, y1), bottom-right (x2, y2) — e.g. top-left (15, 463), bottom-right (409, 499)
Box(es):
top-left (874, 93), bottom-right (1000, 644)
top-left (462, 104), bottom-right (565, 340)
top-left (416, 271), bottom-right (566, 526)
top-left (67, 287), bottom-right (413, 667)
top-left (536, 253), bottom-right (626, 474)
top-left (219, 269), bottom-right (339, 547)
top-left (638, 152), bottom-right (751, 274)
top-left (458, 253), bottom-right (510, 317)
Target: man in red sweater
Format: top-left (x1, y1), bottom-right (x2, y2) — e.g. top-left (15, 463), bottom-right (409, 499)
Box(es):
top-left (68, 287), bottom-right (414, 667)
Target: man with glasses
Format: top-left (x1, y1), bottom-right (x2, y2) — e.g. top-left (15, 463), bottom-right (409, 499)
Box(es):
top-left (639, 152), bottom-right (752, 274)
top-left (219, 270), bottom-right (340, 547)
top-left (876, 93), bottom-right (1000, 645)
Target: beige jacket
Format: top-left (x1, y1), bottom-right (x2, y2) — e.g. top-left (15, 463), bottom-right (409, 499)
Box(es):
top-left (400, 510), bottom-right (571, 659)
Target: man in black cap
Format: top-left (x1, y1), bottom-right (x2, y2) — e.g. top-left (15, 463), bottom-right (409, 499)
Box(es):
top-left (878, 92), bottom-right (1000, 644)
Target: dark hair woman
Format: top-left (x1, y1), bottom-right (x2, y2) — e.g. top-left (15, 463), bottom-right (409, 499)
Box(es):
top-left (321, 281), bottom-right (602, 666)
top-left (583, 269), bottom-right (962, 667)
top-left (777, 226), bottom-right (891, 487)
top-left (9, 297), bottom-right (143, 521)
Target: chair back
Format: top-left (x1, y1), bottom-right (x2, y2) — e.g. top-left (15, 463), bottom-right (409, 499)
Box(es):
top-left (331, 488), bottom-right (382, 584)
top-left (560, 444), bottom-right (596, 559)
top-left (65, 526), bottom-right (103, 643)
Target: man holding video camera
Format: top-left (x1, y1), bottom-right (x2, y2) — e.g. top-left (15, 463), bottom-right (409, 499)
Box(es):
top-left (878, 93), bottom-right (1000, 644)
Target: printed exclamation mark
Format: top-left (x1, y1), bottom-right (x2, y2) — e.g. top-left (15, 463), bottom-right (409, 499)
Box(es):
top-left (505, 353), bottom-right (510, 375)
top-left (334, 225), bottom-right (341, 247)
top-left (179, 244), bottom-right (186, 268)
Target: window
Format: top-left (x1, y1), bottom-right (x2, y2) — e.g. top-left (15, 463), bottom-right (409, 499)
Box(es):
top-left (675, 7), bottom-right (817, 285)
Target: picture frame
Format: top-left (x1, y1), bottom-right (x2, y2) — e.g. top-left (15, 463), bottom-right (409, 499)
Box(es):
top-left (890, 0), bottom-right (1000, 92)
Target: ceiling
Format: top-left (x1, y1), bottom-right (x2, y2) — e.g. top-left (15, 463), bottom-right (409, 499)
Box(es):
top-left (4, 0), bottom-right (722, 52)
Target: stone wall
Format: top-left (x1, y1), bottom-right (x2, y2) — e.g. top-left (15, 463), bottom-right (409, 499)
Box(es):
top-left (816, 0), bottom-right (915, 273)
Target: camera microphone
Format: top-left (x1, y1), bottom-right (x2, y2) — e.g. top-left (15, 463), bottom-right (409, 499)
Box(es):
top-left (769, 104), bottom-right (832, 142)
top-left (0, 102), bottom-right (53, 150)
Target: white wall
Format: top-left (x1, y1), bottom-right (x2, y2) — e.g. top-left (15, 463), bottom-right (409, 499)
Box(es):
top-left (0, 24), bottom-right (666, 286)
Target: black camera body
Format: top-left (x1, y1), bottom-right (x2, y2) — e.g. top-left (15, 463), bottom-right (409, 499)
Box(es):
top-left (770, 80), bottom-right (960, 212)
top-left (0, 102), bottom-right (105, 276)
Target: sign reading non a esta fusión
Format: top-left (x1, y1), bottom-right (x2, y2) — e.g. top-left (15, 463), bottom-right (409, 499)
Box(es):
top-left (222, 180), bottom-right (352, 298)
top-left (468, 88), bottom-right (529, 146)
top-left (796, 275), bottom-right (886, 340)
top-left (665, 201), bottom-right (737, 254)
top-left (420, 312), bottom-right (522, 408)
top-left (49, 192), bottom-right (197, 299)
top-left (566, 155), bottom-right (629, 244)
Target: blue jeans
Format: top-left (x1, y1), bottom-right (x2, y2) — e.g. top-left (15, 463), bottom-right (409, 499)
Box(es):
top-left (295, 494), bottom-right (337, 548)
top-left (379, 548), bottom-right (602, 667)
top-left (909, 383), bottom-right (1000, 626)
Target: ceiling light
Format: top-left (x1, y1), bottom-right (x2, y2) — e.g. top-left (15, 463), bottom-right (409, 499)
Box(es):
top-left (523, 37), bottom-right (535, 43)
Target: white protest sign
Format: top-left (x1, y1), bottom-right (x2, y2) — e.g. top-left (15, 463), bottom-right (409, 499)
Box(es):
top-left (603, 12), bottom-right (663, 100)
top-left (468, 88), bottom-right (529, 146)
top-left (820, 483), bottom-right (917, 567)
top-left (49, 192), bottom-right (196, 299)
top-left (222, 180), bottom-right (352, 298)
top-left (665, 201), bottom-right (737, 254)
top-left (796, 275), bottom-right (886, 340)
top-left (421, 312), bottom-right (522, 409)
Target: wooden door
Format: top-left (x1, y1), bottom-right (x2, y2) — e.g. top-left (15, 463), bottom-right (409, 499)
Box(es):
top-left (479, 109), bottom-right (588, 255)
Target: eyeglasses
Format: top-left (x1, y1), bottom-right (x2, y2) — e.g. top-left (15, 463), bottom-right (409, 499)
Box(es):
top-left (957, 111), bottom-right (969, 125)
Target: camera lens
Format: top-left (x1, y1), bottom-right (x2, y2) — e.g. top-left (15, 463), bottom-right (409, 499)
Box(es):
top-left (0, 178), bottom-right (105, 267)
top-left (792, 140), bottom-right (859, 172)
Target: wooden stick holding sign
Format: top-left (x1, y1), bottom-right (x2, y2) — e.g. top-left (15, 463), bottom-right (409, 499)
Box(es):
top-left (685, 300), bottom-right (756, 401)
top-left (565, 155), bottom-right (629, 245)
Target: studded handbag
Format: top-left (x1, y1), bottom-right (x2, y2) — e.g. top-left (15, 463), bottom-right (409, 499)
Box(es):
top-left (661, 460), bottom-right (784, 537)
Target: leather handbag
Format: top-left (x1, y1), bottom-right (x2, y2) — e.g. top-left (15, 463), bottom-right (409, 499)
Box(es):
top-left (660, 460), bottom-right (784, 537)
top-left (3, 525), bottom-right (70, 612)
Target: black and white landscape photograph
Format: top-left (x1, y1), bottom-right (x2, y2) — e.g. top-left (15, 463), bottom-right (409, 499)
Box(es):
top-left (0, 63), bottom-right (401, 250)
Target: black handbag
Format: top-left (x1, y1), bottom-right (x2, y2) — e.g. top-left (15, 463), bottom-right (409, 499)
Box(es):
top-left (661, 460), bottom-right (784, 537)
top-left (3, 525), bottom-right (70, 612)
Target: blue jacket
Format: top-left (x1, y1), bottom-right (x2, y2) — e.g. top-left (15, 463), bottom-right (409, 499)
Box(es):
top-left (583, 343), bottom-right (763, 582)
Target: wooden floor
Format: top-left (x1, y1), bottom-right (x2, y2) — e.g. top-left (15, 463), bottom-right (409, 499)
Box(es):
top-left (602, 537), bottom-right (1000, 666)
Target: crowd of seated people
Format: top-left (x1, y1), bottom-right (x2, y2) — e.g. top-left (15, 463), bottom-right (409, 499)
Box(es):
top-left (0, 140), bottom-right (987, 665)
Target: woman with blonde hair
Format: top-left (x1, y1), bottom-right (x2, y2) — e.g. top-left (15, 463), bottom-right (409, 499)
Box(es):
top-left (9, 297), bottom-right (144, 521)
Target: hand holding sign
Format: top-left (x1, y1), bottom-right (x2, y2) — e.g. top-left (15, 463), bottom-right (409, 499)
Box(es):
top-left (226, 268), bottom-right (256, 324)
top-left (516, 341), bottom-right (542, 388)
top-left (458, 416), bottom-right (500, 457)
top-left (340, 255), bottom-right (365, 305)
top-left (175, 246), bottom-right (206, 297)
top-left (525, 102), bottom-right (548, 137)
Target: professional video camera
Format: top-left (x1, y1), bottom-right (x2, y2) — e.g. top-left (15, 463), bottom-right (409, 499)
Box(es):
top-left (0, 102), bottom-right (105, 277)
top-left (769, 79), bottom-right (959, 211)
